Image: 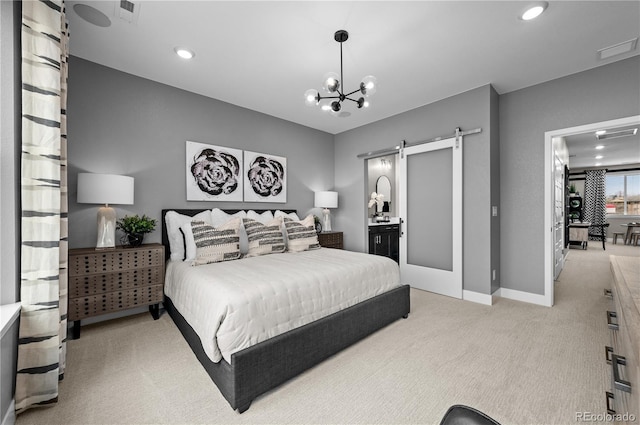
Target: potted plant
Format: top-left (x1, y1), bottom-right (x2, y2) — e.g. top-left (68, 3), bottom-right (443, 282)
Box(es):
top-left (569, 183), bottom-right (576, 195)
top-left (116, 214), bottom-right (157, 247)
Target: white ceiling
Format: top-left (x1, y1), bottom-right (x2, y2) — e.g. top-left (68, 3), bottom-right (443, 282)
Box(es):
top-left (66, 1), bottom-right (640, 136)
top-left (565, 124), bottom-right (640, 169)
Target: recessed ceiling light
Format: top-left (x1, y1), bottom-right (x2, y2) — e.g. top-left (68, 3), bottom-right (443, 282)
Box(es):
top-left (520, 2), bottom-right (548, 21)
top-left (595, 145), bottom-right (605, 150)
top-left (174, 47), bottom-right (195, 60)
top-left (595, 155), bottom-right (603, 159)
top-left (595, 130), bottom-right (606, 136)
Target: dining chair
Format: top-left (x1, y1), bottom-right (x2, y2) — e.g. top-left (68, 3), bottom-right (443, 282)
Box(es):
top-left (588, 223), bottom-right (609, 250)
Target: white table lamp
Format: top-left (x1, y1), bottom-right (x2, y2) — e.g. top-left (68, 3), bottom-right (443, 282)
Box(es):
top-left (314, 191), bottom-right (338, 232)
top-left (77, 173), bottom-right (134, 249)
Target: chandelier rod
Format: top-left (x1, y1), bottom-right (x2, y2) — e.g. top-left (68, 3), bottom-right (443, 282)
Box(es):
top-left (339, 38), bottom-right (345, 98)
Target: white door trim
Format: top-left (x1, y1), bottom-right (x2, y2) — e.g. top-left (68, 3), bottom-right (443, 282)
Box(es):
top-left (543, 115), bottom-right (640, 307)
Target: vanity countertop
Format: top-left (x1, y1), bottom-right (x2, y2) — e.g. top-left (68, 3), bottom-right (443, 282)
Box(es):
top-left (368, 217), bottom-right (400, 226)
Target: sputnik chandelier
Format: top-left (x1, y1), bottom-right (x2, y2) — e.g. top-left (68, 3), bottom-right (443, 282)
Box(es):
top-left (304, 30), bottom-right (377, 113)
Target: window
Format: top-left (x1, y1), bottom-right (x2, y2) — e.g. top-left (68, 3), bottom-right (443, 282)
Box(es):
top-left (606, 172), bottom-right (640, 215)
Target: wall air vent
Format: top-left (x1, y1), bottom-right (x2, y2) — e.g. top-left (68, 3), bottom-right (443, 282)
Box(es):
top-left (118, 0), bottom-right (140, 24)
top-left (596, 128), bottom-right (638, 140)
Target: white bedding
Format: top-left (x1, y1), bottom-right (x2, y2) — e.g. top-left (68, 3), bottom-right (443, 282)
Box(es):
top-left (164, 248), bottom-right (401, 364)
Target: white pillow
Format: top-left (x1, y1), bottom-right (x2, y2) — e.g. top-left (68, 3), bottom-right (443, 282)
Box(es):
top-left (246, 210), bottom-right (274, 223)
top-left (211, 209), bottom-right (248, 254)
top-left (211, 208), bottom-right (246, 227)
top-left (164, 210), bottom-right (212, 261)
top-left (274, 210), bottom-right (300, 221)
top-left (180, 220), bottom-right (198, 261)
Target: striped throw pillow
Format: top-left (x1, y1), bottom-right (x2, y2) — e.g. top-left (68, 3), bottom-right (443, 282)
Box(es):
top-left (284, 215), bottom-right (321, 252)
top-left (243, 217), bottom-right (285, 257)
top-left (191, 218), bottom-right (241, 266)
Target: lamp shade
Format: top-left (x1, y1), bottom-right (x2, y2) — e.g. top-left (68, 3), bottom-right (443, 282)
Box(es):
top-left (77, 173), bottom-right (134, 205)
top-left (314, 191), bottom-right (338, 209)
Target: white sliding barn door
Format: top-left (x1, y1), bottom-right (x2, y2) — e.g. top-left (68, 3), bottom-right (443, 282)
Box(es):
top-left (399, 137), bottom-right (462, 298)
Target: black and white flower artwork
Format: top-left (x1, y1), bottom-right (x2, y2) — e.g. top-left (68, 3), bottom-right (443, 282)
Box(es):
top-left (243, 151), bottom-right (287, 203)
top-left (186, 141), bottom-right (243, 201)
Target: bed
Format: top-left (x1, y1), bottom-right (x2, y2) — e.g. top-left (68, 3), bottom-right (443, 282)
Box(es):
top-left (161, 209), bottom-right (410, 413)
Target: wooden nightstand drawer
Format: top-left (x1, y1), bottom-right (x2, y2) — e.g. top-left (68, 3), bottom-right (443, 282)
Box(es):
top-left (69, 284), bottom-right (163, 320)
top-left (69, 267), bottom-right (163, 297)
top-left (318, 231), bottom-right (343, 249)
top-left (68, 243), bottom-right (164, 338)
top-left (69, 246), bottom-right (164, 275)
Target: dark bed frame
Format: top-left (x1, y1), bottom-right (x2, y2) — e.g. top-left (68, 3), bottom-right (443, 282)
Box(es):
top-left (161, 209), bottom-right (410, 413)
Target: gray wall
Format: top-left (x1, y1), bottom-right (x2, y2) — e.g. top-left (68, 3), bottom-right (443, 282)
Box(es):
top-left (1, 0), bottom-right (20, 422)
top-left (67, 57), bottom-right (335, 249)
top-left (499, 56), bottom-right (640, 295)
top-left (334, 85), bottom-right (498, 295)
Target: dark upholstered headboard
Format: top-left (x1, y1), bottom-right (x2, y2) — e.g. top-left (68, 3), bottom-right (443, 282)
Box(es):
top-left (161, 209), bottom-right (297, 262)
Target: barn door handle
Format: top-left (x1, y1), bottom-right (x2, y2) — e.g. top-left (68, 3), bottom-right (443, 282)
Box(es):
top-left (606, 391), bottom-right (616, 415)
top-left (605, 346), bottom-right (613, 364)
top-left (607, 311), bottom-right (619, 330)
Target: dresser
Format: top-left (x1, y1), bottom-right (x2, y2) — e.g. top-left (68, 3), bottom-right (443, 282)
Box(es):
top-left (68, 244), bottom-right (165, 338)
top-left (317, 231), bottom-right (343, 249)
top-left (605, 256), bottom-right (639, 423)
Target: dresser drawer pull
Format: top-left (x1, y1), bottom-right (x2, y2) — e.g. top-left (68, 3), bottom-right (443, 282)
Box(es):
top-left (607, 311), bottom-right (619, 330)
top-left (612, 354), bottom-right (632, 393)
top-left (604, 288), bottom-right (612, 299)
top-left (606, 391), bottom-right (616, 414)
top-left (605, 346), bottom-right (613, 365)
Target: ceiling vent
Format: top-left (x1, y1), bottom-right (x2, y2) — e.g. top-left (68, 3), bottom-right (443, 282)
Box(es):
top-left (597, 38), bottom-right (638, 61)
top-left (596, 128), bottom-right (638, 140)
top-left (118, 0), bottom-right (140, 24)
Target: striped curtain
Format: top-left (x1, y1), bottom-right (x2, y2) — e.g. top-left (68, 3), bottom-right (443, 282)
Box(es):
top-left (16, 0), bottom-right (69, 413)
top-left (583, 169), bottom-right (607, 239)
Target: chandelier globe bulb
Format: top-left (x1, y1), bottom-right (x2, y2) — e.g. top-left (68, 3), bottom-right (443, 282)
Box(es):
top-left (360, 75), bottom-right (377, 96)
top-left (323, 72), bottom-right (340, 93)
top-left (304, 89), bottom-right (320, 106)
top-left (331, 101), bottom-right (342, 112)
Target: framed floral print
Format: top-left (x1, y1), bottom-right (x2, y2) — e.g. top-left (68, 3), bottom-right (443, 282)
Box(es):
top-left (243, 151), bottom-right (287, 203)
top-left (186, 141), bottom-right (243, 201)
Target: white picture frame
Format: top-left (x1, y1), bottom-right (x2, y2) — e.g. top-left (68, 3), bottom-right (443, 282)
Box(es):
top-left (186, 141), bottom-right (243, 202)
top-left (243, 151), bottom-right (287, 203)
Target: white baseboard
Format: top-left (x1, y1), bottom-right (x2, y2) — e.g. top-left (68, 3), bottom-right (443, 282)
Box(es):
top-left (493, 287), bottom-right (550, 307)
top-left (462, 290), bottom-right (493, 306)
top-left (2, 399), bottom-right (15, 425)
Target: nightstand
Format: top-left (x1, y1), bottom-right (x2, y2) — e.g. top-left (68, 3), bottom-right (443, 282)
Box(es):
top-left (318, 231), bottom-right (343, 249)
top-left (68, 243), bottom-right (164, 339)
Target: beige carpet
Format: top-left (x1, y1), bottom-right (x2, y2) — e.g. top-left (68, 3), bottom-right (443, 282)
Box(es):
top-left (17, 243), bottom-right (640, 425)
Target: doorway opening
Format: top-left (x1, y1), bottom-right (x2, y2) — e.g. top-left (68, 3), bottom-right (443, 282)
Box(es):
top-left (544, 115), bottom-right (640, 307)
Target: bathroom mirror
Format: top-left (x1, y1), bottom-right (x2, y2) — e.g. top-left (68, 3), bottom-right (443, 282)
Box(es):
top-left (376, 175), bottom-right (392, 212)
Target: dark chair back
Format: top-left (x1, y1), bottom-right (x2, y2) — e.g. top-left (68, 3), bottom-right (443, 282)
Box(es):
top-left (588, 223), bottom-right (610, 250)
top-left (440, 405), bottom-right (501, 425)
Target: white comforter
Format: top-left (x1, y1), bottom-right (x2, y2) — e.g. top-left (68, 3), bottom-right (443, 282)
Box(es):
top-left (164, 248), bottom-right (401, 364)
